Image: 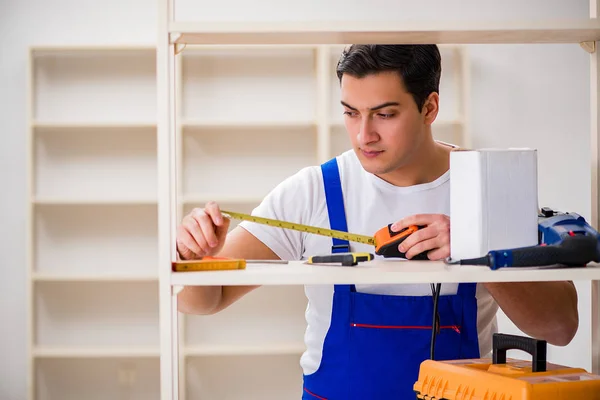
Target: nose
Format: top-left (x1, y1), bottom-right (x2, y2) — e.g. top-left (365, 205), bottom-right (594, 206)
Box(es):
top-left (357, 117), bottom-right (379, 145)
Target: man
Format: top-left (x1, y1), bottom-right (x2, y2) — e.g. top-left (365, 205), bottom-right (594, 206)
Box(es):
top-left (176, 44), bottom-right (579, 399)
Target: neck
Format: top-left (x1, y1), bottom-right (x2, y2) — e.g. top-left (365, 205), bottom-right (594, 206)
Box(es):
top-left (376, 134), bottom-right (452, 187)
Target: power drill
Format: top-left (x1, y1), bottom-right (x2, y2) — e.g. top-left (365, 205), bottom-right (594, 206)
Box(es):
top-left (448, 207), bottom-right (600, 269)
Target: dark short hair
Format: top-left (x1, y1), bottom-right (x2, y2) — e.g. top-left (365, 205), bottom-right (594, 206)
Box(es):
top-left (336, 44), bottom-right (441, 111)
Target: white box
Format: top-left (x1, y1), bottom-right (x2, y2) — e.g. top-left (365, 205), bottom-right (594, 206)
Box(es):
top-left (450, 148), bottom-right (539, 260)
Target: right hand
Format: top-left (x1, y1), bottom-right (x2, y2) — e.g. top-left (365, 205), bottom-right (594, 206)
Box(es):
top-left (176, 201), bottom-right (231, 260)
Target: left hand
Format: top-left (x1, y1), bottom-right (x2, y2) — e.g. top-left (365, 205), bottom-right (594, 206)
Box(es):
top-left (391, 214), bottom-right (450, 260)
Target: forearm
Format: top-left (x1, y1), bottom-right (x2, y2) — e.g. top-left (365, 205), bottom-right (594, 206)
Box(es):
top-left (484, 281), bottom-right (578, 346)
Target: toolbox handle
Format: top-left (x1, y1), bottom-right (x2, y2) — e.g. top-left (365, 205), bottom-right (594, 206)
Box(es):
top-left (492, 333), bottom-right (547, 372)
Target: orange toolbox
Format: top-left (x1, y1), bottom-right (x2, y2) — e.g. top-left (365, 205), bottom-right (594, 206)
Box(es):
top-left (414, 333), bottom-right (600, 399)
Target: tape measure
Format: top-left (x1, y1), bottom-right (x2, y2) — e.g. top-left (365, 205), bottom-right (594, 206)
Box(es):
top-left (221, 210), bottom-right (376, 246)
top-left (221, 210), bottom-right (428, 259)
top-left (172, 256), bottom-right (246, 272)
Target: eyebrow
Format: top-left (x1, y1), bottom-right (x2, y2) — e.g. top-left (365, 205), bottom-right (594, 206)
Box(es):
top-left (341, 101), bottom-right (400, 111)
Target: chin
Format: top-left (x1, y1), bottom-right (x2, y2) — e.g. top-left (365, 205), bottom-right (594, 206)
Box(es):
top-left (355, 152), bottom-right (391, 175)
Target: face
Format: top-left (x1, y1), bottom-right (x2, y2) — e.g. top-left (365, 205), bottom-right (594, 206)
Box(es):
top-left (340, 71), bottom-right (438, 178)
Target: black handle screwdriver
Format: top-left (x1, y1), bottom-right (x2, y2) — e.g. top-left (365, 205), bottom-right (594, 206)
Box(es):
top-left (448, 234), bottom-right (600, 270)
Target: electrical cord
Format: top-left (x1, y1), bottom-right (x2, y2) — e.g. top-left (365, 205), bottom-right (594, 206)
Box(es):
top-left (430, 283), bottom-right (441, 360)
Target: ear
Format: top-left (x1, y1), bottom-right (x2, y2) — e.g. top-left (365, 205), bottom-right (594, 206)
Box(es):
top-left (422, 92), bottom-right (439, 125)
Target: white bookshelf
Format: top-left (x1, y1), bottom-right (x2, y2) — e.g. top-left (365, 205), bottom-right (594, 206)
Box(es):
top-left (27, 46), bottom-right (161, 400)
top-left (156, 4), bottom-right (600, 400)
top-left (28, 41), bottom-right (469, 399)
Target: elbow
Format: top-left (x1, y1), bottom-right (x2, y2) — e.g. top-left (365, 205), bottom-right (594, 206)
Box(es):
top-left (176, 286), bottom-right (222, 315)
top-left (547, 312), bottom-right (579, 347)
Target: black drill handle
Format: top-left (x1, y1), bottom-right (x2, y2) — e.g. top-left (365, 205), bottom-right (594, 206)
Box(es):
top-left (492, 333), bottom-right (547, 372)
top-left (506, 235), bottom-right (599, 267)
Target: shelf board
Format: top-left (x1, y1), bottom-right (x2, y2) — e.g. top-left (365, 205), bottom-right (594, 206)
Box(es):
top-left (32, 121), bottom-right (157, 129)
top-left (181, 194), bottom-right (263, 204)
top-left (185, 343), bottom-right (304, 357)
top-left (31, 45), bottom-right (155, 56)
top-left (32, 273), bottom-right (158, 282)
top-left (33, 197), bottom-right (157, 205)
top-left (182, 119), bottom-right (316, 130)
top-left (171, 19), bottom-right (600, 45)
top-left (170, 260), bottom-right (600, 286)
top-left (33, 346), bottom-right (160, 358)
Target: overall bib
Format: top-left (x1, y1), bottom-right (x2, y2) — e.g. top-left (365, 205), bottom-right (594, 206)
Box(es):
top-left (302, 158), bottom-right (481, 400)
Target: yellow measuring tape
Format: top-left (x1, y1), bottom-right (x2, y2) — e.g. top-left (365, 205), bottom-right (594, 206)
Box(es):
top-left (221, 210), bottom-right (376, 246)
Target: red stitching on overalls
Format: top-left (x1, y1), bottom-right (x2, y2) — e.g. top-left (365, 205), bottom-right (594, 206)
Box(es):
top-left (351, 323), bottom-right (461, 333)
top-left (303, 388), bottom-right (328, 400)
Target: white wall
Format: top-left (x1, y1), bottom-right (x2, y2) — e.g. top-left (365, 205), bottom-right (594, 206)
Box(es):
top-left (0, 0), bottom-right (592, 399)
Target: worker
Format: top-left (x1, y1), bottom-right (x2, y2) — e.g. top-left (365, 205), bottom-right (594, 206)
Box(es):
top-left (175, 44), bottom-right (579, 399)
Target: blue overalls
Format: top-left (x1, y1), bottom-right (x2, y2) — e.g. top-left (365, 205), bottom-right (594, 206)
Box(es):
top-left (302, 158), bottom-right (481, 400)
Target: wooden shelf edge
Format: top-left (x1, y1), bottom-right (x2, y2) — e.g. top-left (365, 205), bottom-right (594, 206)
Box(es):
top-left (33, 347), bottom-right (160, 358)
top-left (170, 260), bottom-right (600, 286)
top-left (184, 343), bottom-right (305, 357)
top-left (32, 198), bottom-right (158, 205)
top-left (181, 195), bottom-right (263, 205)
top-left (32, 273), bottom-right (158, 282)
top-left (32, 121), bottom-right (157, 129)
top-left (171, 19), bottom-right (600, 45)
top-left (181, 120), bottom-right (316, 129)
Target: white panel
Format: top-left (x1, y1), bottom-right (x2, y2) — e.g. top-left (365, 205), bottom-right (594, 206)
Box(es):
top-left (185, 286), bottom-right (307, 347)
top-left (34, 127), bottom-right (157, 201)
top-left (36, 358), bottom-right (160, 400)
top-left (182, 126), bottom-right (318, 199)
top-left (181, 47), bottom-right (316, 123)
top-left (35, 281), bottom-right (159, 348)
top-left (175, 0), bottom-right (587, 23)
top-left (33, 50), bottom-right (156, 123)
top-left (186, 355), bottom-right (303, 400)
top-left (34, 204), bottom-right (158, 276)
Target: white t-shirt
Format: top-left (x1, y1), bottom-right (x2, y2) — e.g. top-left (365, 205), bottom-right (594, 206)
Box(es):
top-left (239, 149), bottom-right (498, 375)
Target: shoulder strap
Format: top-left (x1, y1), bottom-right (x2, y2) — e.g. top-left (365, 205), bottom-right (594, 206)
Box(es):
top-left (321, 158), bottom-right (350, 254)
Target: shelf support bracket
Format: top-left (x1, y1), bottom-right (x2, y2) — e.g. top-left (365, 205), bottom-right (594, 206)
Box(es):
top-left (175, 43), bottom-right (186, 55)
top-left (581, 41), bottom-right (596, 54)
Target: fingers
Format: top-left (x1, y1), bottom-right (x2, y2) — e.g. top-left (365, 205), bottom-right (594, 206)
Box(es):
top-left (176, 202), bottom-right (231, 259)
top-left (404, 237), bottom-right (439, 259)
top-left (398, 226), bottom-right (436, 253)
top-left (391, 213), bottom-right (434, 232)
top-left (183, 212), bottom-right (211, 255)
top-left (176, 225), bottom-right (203, 259)
top-left (394, 214), bottom-right (451, 260)
top-left (204, 201), bottom-right (225, 226)
top-left (426, 246), bottom-right (450, 261)
top-left (189, 207), bottom-right (218, 248)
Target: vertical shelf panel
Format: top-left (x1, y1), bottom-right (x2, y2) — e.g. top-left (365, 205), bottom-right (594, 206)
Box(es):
top-left (34, 281), bottom-right (159, 348)
top-left (181, 46), bottom-right (316, 124)
top-left (34, 127), bottom-right (157, 201)
top-left (32, 48), bottom-right (156, 124)
top-left (182, 126), bottom-right (317, 200)
top-left (36, 358), bottom-right (160, 400)
top-left (186, 355), bottom-right (303, 400)
top-left (184, 286), bottom-right (307, 348)
top-left (34, 204), bottom-right (158, 276)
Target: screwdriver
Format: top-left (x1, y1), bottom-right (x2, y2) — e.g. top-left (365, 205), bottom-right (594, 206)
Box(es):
top-left (446, 234), bottom-right (600, 270)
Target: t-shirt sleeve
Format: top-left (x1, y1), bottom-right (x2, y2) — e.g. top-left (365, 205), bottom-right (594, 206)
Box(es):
top-left (238, 166), bottom-right (322, 261)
